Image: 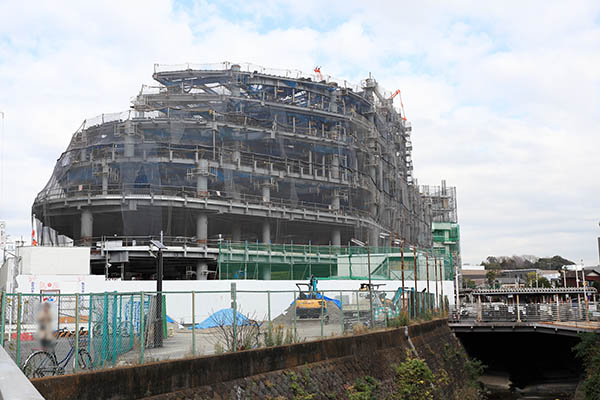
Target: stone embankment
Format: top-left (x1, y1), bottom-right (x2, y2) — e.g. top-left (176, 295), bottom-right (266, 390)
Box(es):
top-left (32, 319), bottom-right (476, 399)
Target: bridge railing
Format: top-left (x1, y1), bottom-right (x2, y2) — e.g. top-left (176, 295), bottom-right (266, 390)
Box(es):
top-left (451, 302), bottom-right (600, 323)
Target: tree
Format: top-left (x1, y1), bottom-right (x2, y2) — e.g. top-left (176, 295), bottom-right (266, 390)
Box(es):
top-left (535, 256), bottom-right (575, 270)
top-left (481, 255), bottom-right (575, 271)
top-left (208, 309), bottom-right (262, 352)
top-left (525, 272), bottom-right (551, 288)
top-left (482, 256), bottom-right (501, 270)
top-left (486, 270), bottom-right (498, 288)
top-left (463, 278), bottom-right (477, 289)
top-left (393, 355), bottom-right (438, 400)
top-left (573, 333), bottom-right (600, 400)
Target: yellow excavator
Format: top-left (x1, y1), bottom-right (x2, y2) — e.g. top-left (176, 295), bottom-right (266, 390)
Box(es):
top-left (295, 276), bottom-right (327, 319)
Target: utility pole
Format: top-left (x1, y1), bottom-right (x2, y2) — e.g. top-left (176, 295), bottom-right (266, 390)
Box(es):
top-left (434, 256), bottom-right (439, 311)
top-left (582, 266), bottom-right (589, 322)
top-left (400, 241), bottom-right (405, 312)
top-left (413, 246), bottom-right (418, 317)
top-left (351, 238), bottom-right (374, 329)
top-left (150, 240), bottom-right (166, 348)
top-left (425, 252), bottom-right (430, 312)
top-left (453, 252), bottom-right (460, 312)
top-left (367, 244), bottom-right (373, 328)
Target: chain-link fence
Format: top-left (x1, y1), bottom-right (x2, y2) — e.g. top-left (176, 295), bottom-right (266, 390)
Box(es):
top-left (1, 287), bottom-right (447, 378)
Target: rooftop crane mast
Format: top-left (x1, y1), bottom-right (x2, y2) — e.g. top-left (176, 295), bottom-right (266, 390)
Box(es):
top-left (390, 89), bottom-right (407, 121)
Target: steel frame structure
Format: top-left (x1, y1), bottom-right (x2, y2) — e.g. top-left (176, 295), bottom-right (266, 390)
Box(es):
top-left (33, 63), bottom-right (444, 279)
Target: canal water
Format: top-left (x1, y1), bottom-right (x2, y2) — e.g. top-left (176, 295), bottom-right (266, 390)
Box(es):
top-left (481, 371), bottom-right (579, 399)
top-left (456, 332), bottom-right (583, 400)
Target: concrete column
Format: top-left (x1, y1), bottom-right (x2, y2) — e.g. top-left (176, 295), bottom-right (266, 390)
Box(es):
top-left (196, 261), bottom-right (208, 280)
top-left (332, 229), bottom-right (341, 247)
top-left (331, 154), bottom-right (340, 180)
top-left (331, 189), bottom-right (340, 210)
top-left (369, 163), bottom-right (378, 216)
top-left (262, 185), bottom-right (270, 203)
top-left (102, 161), bottom-right (109, 195)
top-left (230, 64), bottom-right (241, 97)
top-left (329, 89), bottom-right (338, 113)
top-left (80, 210), bottom-right (93, 246)
top-left (124, 135), bottom-right (135, 157)
top-left (369, 227), bottom-right (379, 249)
top-left (262, 266), bottom-right (271, 280)
top-left (370, 198), bottom-right (378, 217)
top-left (262, 219), bottom-right (271, 244)
top-left (232, 222), bottom-right (241, 242)
top-left (232, 150), bottom-right (241, 168)
top-left (378, 159), bottom-right (384, 188)
top-left (196, 213), bottom-right (208, 244)
top-left (196, 159), bottom-right (208, 196)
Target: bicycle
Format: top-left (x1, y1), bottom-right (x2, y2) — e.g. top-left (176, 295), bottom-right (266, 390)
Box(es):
top-left (22, 328), bottom-right (93, 378)
top-left (92, 320), bottom-right (131, 338)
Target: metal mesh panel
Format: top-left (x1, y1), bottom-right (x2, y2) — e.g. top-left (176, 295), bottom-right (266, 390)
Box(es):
top-left (1, 287), bottom-right (448, 377)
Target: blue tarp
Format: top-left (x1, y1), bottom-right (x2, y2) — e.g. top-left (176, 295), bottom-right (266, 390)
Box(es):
top-left (293, 293), bottom-right (341, 309)
top-left (188, 308), bottom-right (253, 330)
top-left (166, 315), bottom-right (176, 324)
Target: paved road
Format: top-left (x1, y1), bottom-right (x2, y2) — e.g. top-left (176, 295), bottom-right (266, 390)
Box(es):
top-left (4, 336), bottom-right (82, 372)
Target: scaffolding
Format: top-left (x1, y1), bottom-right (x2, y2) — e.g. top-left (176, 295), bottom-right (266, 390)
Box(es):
top-left (32, 63), bottom-right (454, 280)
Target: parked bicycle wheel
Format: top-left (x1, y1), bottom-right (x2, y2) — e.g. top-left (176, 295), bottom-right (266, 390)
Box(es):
top-left (23, 351), bottom-right (56, 378)
top-left (118, 321), bottom-right (131, 337)
top-left (74, 349), bottom-right (93, 371)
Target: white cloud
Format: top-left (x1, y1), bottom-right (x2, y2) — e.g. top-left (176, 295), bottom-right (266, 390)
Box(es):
top-left (0, 0), bottom-right (599, 265)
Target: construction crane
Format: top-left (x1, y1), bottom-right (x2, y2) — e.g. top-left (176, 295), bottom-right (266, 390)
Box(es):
top-left (313, 66), bottom-right (323, 81)
top-left (390, 89), bottom-right (407, 121)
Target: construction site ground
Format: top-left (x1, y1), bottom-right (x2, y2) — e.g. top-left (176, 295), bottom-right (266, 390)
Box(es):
top-left (115, 319), bottom-right (347, 365)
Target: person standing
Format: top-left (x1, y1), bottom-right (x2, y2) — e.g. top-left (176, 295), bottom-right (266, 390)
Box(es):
top-left (37, 302), bottom-right (54, 349)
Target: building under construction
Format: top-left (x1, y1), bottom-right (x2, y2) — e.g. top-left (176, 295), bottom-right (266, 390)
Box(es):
top-left (32, 62), bottom-right (456, 280)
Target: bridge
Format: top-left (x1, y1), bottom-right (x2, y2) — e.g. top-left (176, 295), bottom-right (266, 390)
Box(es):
top-left (449, 287), bottom-right (600, 336)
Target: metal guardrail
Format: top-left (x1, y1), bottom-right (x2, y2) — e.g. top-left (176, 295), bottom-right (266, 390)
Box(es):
top-left (153, 62), bottom-right (365, 94)
top-left (34, 184), bottom-right (374, 222)
top-left (451, 302), bottom-right (600, 323)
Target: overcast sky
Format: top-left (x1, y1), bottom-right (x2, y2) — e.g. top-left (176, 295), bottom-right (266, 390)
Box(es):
top-left (0, 1), bottom-right (599, 265)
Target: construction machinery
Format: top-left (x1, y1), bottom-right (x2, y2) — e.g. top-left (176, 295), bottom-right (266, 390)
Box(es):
top-left (343, 284), bottom-right (408, 330)
top-left (295, 282), bottom-right (328, 320)
top-left (389, 89), bottom-right (408, 121)
top-left (342, 283), bottom-right (385, 328)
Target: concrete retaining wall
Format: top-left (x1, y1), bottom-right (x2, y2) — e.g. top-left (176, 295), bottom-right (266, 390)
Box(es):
top-left (0, 346), bottom-right (44, 400)
top-left (32, 319), bottom-right (472, 400)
